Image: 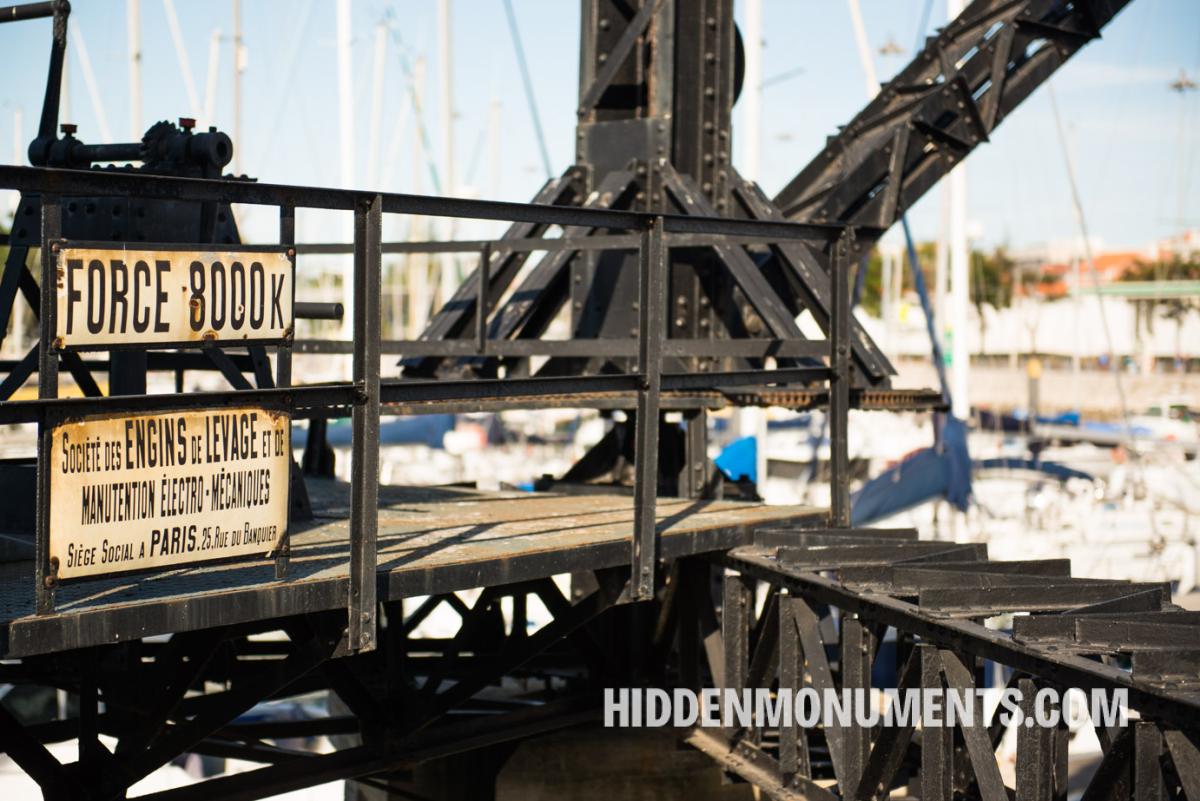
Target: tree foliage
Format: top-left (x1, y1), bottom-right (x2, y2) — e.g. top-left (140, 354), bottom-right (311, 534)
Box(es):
top-left (855, 241), bottom-right (1021, 317)
top-left (1119, 257), bottom-right (1200, 332)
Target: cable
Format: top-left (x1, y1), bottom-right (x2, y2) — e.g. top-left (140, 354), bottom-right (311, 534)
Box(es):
top-left (914, 0), bottom-right (933, 47)
top-left (250, 0), bottom-right (315, 176)
top-left (501, 0), bottom-right (554, 180)
top-left (381, 12), bottom-right (446, 195)
top-left (1046, 83), bottom-right (1148, 496)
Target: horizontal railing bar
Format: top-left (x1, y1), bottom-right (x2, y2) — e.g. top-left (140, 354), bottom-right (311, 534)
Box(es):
top-left (296, 235), bottom-right (640, 255)
top-left (0, 1), bottom-right (57, 23)
top-left (0, 367), bottom-right (829, 424)
top-left (0, 166), bottom-right (859, 242)
top-left (0, 384), bottom-right (358, 425)
top-left (380, 374), bottom-right (640, 404)
top-left (661, 216), bottom-right (858, 241)
top-left (378, 367), bottom-right (828, 406)
top-left (661, 367), bottom-right (828, 390)
top-left (0, 166), bottom-right (642, 227)
top-left (1, 352), bottom-right (258, 373)
top-left (295, 384), bottom-right (936, 419)
top-left (293, 338), bottom-right (828, 358)
top-left (376, 393), bottom-right (722, 416)
top-left (294, 231), bottom-right (832, 257)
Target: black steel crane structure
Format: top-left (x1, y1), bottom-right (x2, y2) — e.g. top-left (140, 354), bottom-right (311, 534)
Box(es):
top-left (0, 1), bottom-right (1197, 801)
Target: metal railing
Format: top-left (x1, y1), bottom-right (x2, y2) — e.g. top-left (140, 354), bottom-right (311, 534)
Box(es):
top-left (0, 165), bottom-right (856, 651)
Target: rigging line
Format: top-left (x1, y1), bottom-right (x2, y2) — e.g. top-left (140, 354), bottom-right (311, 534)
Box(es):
top-left (903, 0), bottom-right (940, 387)
top-left (1046, 83), bottom-right (1146, 484)
top-left (162, 0), bottom-right (203, 122)
top-left (381, 87), bottom-right (413, 191)
top-left (914, 0), bottom-right (933, 47)
top-left (382, 13), bottom-right (444, 194)
top-left (501, 0), bottom-right (554, 180)
top-left (902, 216), bottom-right (950, 408)
top-left (465, 126), bottom-right (487, 187)
top-left (1178, 80), bottom-right (1200, 223)
top-left (1174, 11), bottom-right (1200, 229)
top-left (760, 66), bottom-right (805, 90)
top-left (1177, 88), bottom-right (1189, 229)
top-left (250, 0), bottom-right (316, 177)
top-left (69, 23), bottom-right (113, 144)
top-left (1096, 0), bottom-right (1157, 205)
top-left (846, 0), bottom-right (948, 407)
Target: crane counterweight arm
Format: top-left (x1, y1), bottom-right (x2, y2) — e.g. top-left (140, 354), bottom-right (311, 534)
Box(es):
top-left (772, 0), bottom-right (1133, 246)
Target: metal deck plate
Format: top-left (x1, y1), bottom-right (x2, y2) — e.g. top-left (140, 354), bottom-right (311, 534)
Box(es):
top-left (0, 481), bottom-right (824, 657)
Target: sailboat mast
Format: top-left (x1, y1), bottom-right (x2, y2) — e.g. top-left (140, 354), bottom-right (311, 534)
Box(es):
top-left (438, 0), bottom-right (457, 307)
top-left (947, 0), bottom-right (971, 420)
top-left (127, 0), bottom-right (141, 139)
top-left (336, 0), bottom-right (356, 347)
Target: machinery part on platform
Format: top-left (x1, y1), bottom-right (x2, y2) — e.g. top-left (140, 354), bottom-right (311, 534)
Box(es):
top-left (28, 118), bottom-right (234, 174)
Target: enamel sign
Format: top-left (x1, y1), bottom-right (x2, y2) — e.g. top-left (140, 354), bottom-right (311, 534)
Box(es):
top-left (54, 244), bottom-right (293, 348)
top-left (50, 406), bottom-right (291, 579)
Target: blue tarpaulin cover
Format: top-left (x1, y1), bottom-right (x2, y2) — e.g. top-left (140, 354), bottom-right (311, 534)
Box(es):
top-left (850, 416), bottom-right (972, 526)
top-left (714, 436), bottom-right (757, 484)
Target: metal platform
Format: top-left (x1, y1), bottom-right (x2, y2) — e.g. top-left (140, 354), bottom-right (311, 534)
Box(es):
top-left (0, 482), bottom-right (823, 658)
top-left (691, 529), bottom-right (1200, 801)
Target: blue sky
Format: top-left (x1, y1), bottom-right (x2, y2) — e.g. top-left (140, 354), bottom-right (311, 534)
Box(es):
top-left (0, 0), bottom-right (1196, 252)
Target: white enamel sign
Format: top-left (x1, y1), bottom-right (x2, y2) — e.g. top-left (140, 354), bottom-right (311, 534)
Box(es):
top-left (50, 406), bottom-right (291, 579)
top-left (54, 245), bottom-right (293, 348)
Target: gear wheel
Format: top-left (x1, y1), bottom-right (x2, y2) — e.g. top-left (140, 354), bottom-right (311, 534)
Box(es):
top-left (139, 120), bottom-right (183, 170)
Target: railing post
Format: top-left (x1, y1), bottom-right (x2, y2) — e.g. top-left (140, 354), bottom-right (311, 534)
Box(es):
top-left (35, 194), bottom-right (60, 615)
top-left (682, 408), bottom-right (709, 498)
top-left (631, 216), bottom-right (665, 600)
top-left (348, 194), bottom-right (382, 652)
top-left (921, 644), bottom-right (954, 801)
top-left (722, 570), bottom-right (753, 739)
top-left (275, 204), bottom-right (296, 579)
top-left (840, 614), bottom-right (875, 794)
top-left (476, 242), bottom-right (491, 355)
top-left (778, 590), bottom-right (810, 781)
top-left (1133, 721), bottom-right (1165, 801)
top-left (1015, 677), bottom-right (1054, 801)
top-left (829, 228), bottom-right (852, 528)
